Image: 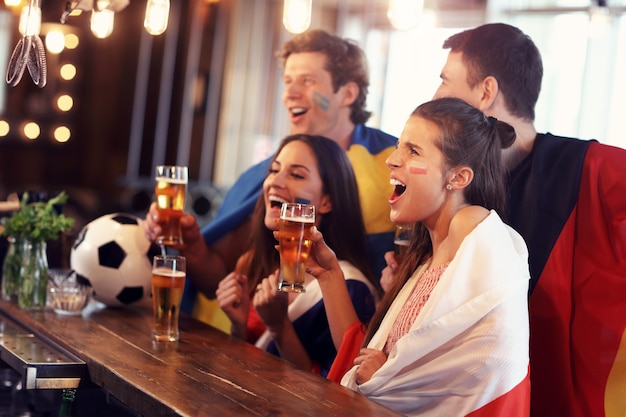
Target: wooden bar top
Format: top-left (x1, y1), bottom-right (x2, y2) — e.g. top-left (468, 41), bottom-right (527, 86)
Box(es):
top-left (0, 299), bottom-right (401, 417)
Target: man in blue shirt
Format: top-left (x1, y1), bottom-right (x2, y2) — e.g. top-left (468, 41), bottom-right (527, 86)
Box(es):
top-left (145, 30), bottom-right (396, 320)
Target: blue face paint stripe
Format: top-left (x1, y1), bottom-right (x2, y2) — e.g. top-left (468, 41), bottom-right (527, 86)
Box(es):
top-left (313, 92), bottom-right (330, 111)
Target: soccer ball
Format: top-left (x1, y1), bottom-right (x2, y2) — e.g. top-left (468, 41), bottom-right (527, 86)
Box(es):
top-left (70, 213), bottom-right (157, 306)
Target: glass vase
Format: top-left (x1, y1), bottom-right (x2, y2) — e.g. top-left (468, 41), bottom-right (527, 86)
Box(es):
top-left (18, 240), bottom-right (49, 310)
top-left (2, 236), bottom-right (24, 303)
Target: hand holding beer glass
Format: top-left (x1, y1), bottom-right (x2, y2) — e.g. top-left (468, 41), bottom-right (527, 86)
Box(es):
top-left (154, 165), bottom-right (188, 246)
top-left (277, 203), bottom-right (315, 293)
top-left (152, 255), bottom-right (186, 342)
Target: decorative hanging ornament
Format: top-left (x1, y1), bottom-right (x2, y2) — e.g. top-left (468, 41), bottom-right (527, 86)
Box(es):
top-left (6, 0), bottom-right (47, 88)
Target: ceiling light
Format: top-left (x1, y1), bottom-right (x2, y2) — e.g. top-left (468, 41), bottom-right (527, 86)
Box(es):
top-left (387, 0), bottom-right (423, 31)
top-left (283, 0), bottom-right (312, 34)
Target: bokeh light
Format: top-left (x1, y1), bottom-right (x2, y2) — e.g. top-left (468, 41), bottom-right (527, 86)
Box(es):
top-left (65, 33), bottom-right (80, 49)
top-left (0, 120), bottom-right (10, 137)
top-left (45, 30), bottom-right (65, 54)
top-left (54, 126), bottom-right (71, 143)
top-left (23, 122), bottom-right (41, 140)
top-left (57, 94), bottom-right (74, 112)
top-left (60, 63), bottom-right (77, 80)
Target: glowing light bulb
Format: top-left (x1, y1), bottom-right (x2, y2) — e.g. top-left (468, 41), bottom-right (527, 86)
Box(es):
top-left (19, 2), bottom-right (42, 36)
top-left (57, 95), bottom-right (74, 112)
top-left (60, 64), bottom-right (77, 80)
top-left (0, 120), bottom-right (10, 137)
top-left (65, 33), bottom-right (80, 49)
top-left (45, 30), bottom-right (66, 54)
top-left (4, 0), bottom-right (21, 6)
top-left (54, 126), bottom-right (71, 143)
top-left (283, 0), bottom-right (311, 34)
top-left (387, 0), bottom-right (423, 31)
top-left (23, 122), bottom-right (41, 141)
top-left (91, 8), bottom-right (115, 39)
top-left (144, 0), bottom-right (170, 36)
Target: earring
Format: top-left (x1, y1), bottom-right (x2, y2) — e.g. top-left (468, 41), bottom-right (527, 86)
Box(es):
top-left (446, 184), bottom-right (452, 191)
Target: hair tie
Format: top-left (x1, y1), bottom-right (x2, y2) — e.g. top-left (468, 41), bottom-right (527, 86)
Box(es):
top-left (488, 116), bottom-right (498, 128)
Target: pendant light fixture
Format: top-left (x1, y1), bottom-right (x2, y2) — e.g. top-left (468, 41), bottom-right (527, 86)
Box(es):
top-left (91, 1), bottom-right (115, 38)
top-left (144, 0), bottom-right (170, 36)
top-left (59, 0), bottom-right (170, 38)
top-left (283, 0), bottom-right (312, 34)
top-left (387, 0), bottom-right (423, 31)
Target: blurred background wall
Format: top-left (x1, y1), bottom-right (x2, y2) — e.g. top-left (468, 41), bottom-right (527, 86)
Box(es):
top-left (0, 0), bottom-right (624, 236)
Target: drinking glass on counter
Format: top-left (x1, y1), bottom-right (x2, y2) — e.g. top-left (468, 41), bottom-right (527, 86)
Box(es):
top-left (154, 165), bottom-right (188, 246)
top-left (47, 269), bottom-right (91, 315)
top-left (277, 203), bottom-right (315, 293)
top-left (151, 255), bottom-right (186, 342)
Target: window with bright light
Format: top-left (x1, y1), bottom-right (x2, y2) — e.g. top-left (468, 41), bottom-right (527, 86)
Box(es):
top-left (360, 0), bottom-right (626, 148)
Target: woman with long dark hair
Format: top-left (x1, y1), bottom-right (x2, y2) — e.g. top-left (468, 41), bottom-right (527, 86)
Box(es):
top-left (216, 134), bottom-right (379, 377)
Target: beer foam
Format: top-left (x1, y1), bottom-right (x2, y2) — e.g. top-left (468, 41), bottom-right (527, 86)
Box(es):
top-left (152, 267), bottom-right (186, 278)
top-left (280, 215), bottom-right (315, 223)
top-left (155, 176), bottom-right (187, 185)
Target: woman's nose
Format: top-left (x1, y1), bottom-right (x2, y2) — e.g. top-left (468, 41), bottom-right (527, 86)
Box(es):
top-left (386, 148), bottom-right (401, 169)
top-left (269, 170), bottom-right (287, 187)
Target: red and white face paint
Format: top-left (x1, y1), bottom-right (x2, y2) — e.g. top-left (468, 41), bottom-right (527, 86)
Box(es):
top-left (408, 161), bottom-right (428, 175)
top-left (386, 116), bottom-right (449, 226)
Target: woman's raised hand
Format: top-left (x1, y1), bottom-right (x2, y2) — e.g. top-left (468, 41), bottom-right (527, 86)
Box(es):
top-left (305, 226), bottom-right (342, 281)
top-left (253, 271), bottom-right (289, 329)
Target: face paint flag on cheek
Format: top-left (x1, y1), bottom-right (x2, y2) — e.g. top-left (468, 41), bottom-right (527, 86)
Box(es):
top-left (312, 92), bottom-right (330, 111)
top-left (408, 161), bottom-right (428, 175)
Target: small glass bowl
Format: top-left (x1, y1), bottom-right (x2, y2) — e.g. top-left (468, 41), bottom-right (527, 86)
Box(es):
top-left (47, 269), bottom-right (92, 315)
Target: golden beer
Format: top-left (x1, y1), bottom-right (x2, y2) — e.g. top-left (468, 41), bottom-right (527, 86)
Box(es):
top-left (151, 266), bottom-right (186, 342)
top-left (155, 170), bottom-right (187, 245)
top-left (277, 203), bottom-right (315, 293)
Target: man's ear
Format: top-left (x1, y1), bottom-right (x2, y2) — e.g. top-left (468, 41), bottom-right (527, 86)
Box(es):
top-left (478, 75), bottom-right (499, 111)
top-left (448, 166), bottom-right (474, 190)
top-left (340, 81), bottom-right (359, 107)
top-left (318, 194), bottom-right (332, 214)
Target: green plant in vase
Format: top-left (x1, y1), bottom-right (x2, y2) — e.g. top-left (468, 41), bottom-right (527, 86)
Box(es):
top-left (1, 192), bottom-right (74, 310)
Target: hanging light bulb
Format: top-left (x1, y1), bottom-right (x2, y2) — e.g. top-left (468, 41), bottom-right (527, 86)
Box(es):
top-left (19, 2), bottom-right (42, 36)
top-left (45, 29), bottom-right (66, 54)
top-left (5, 0), bottom-right (22, 7)
top-left (91, 8), bottom-right (115, 39)
top-left (387, 0), bottom-right (423, 31)
top-left (144, 0), bottom-right (170, 36)
top-left (283, 0), bottom-right (312, 34)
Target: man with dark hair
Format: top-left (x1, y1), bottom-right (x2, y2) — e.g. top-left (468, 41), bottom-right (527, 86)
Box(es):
top-left (144, 30), bottom-right (396, 323)
top-left (434, 22), bottom-right (626, 417)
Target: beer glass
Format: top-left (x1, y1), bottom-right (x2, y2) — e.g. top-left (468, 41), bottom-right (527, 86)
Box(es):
top-left (151, 255), bottom-right (186, 342)
top-left (394, 225), bottom-right (412, 263)
top-left (154, 165), bottom-right (188, 246)
top-left (277, 203), bottom-right (315, 293)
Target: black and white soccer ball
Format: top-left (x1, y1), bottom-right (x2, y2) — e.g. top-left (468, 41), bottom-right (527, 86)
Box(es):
top-left (70, 213), bottom-right (156, 307)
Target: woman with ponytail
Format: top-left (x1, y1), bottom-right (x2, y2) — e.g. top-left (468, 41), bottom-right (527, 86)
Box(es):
top-left (308, 97), bottom-right (531, 416)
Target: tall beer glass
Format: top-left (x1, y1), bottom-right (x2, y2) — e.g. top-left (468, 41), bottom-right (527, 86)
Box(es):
top-left (277, 203), bottom-right (315, 293)
top-left (394, 225), bottom-right (412, 263)
top-left (154, 165), bottom-right (188, 246)
top-left (152, 255), bottom-right (186, 342)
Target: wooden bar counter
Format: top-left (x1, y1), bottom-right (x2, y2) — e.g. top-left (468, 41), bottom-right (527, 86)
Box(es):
top-left (0, 298), bottom-right (401, 417)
